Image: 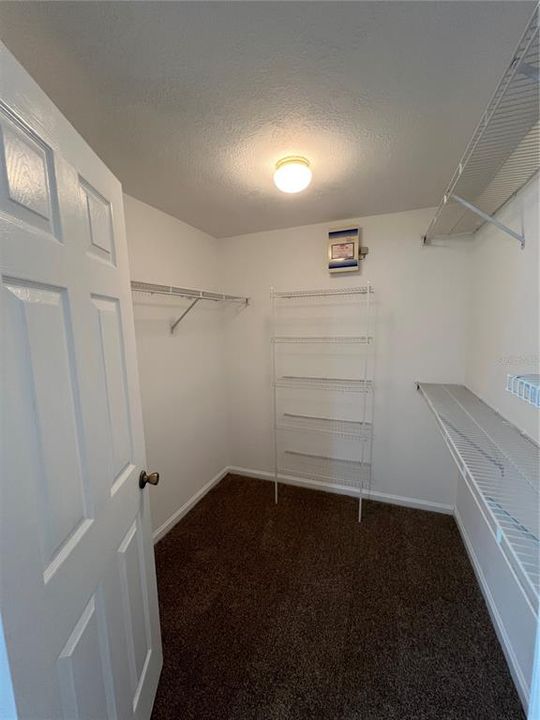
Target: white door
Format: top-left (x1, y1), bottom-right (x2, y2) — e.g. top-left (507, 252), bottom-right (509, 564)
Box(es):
top-left (0, 43), bottom-right (162, 720)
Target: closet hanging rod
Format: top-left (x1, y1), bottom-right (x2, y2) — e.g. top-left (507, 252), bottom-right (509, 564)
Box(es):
top-left (130, 281), bottom-right (249, 334)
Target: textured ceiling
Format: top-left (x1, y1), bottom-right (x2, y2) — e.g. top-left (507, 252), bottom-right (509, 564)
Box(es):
top-left (0, 2), bottom-right (535, 237)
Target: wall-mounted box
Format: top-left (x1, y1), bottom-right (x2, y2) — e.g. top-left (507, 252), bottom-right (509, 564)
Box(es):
top-left (328, 227), bottom-right (368, 273)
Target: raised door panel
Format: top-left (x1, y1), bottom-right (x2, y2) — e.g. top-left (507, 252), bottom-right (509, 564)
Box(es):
top-left (57, 591), bottom-right (116, 720)
top-left (3, 279), bottom-right (92, 578)
top-left (118, 519), bottom-right (152, 713)
top-left (92, 295), bottom-right (134, 494)
top-left (80, 177), bottom-right (115, 264)
top-left (0, 107), bottom-right (60, 237)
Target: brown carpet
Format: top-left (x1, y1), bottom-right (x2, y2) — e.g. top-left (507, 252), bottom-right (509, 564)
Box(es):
top-left (151, 474), bottom-right (524, 720)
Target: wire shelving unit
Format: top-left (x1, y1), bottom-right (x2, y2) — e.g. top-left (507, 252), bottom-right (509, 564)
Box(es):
top-left (131, 280), bottom-right (249, 334)
top-left (271, 284), bottom-right (375, 520)
top-left (423, 4), bottom-right (539, 247)
top-left (417, 382), bottom-right (539, 608)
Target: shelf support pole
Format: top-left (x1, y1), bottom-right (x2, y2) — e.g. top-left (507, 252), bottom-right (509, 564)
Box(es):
top-left (450, 194), bottom-right (525, 248)
top-left (170, 298), bottom-right (200, 334)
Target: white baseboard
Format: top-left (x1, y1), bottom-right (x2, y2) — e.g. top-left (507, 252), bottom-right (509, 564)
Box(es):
top-left (152, 467), bottom-right (229, 543)
top-left (227, 465), bottom-right (454, 515)
top-left (453, 506), bottom-right (529, 711)
top-left (153, 464), bottom-right (453, 544)
top-left (367, 488), bottom-right (453, 515)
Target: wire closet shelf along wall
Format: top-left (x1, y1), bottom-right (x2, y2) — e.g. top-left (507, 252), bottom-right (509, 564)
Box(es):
top-left (130, 280), bottom-right (249, 333)
top-left (423, 3), bottom-right (539, 247)
top-left (271, 285), bottom-right (375, 521)
top-left (417, 383), bottom-right (539, 609)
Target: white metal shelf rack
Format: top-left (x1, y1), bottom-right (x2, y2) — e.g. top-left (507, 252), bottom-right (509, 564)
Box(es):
top-left (423, 4), bottom-right (539, 247)
top-left (271, 285), bottom-right (375, 520)
top-left (417, 383), bottom-right (539, 608)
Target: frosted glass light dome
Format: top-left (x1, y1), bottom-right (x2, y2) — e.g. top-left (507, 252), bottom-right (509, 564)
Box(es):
top-left (273, 156), bottom-right (312, 194)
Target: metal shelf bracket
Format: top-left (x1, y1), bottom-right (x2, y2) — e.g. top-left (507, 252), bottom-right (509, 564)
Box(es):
top-left (170, 298), bottom-right (201, 334)
top-left (450, 194), bottom-right (525, 248)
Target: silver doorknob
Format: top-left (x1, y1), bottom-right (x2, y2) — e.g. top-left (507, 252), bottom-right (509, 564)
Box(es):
top-left (139, 471), bottom-right (160, 489)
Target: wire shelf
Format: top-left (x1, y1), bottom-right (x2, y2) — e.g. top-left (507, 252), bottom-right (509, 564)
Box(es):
top-left (279, 450), bottom-right (370, 489)
top-left (275, 376), bottom-right (373, 393)
top-left (131, 280), bottom-right (249, 333)
top-left (424, 5), bottom-right (539, 245)
top-left (418, 383), bottom-right (539, 606)
top-left (507, 374), bottom-right (540, 408)
top-left (131, 280), bottom-right (248, 304)
top-left (272, 335), bottom-right (372, 344)
top-left (273, 286), bottom-right (373, 299)
top-left (278, 412), bottom-right (371, 438)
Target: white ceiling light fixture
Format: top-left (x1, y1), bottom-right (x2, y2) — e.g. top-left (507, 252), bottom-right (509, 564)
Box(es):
top-left (273, 156), bottom-right (312, 194)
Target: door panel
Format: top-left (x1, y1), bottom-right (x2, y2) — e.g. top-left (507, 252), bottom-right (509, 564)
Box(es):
top-left (4, 280), bottom-right (91, 569)
top-left (92, 295), bottom-right (133, 491)
top-left (0, 109), bottom-right (61, 236)
top-left (118, 518), bottom-right (153, 712)
top-left (1, 42), bottom-right (162, 720)
top-left (57, 592), bottom-right (116, 720)
top-left (80, 177), bottom-right (116, 265)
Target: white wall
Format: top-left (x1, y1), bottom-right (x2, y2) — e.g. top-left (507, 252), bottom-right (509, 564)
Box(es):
top-left (220, 206), bottom-right (470, 509)
top-left (124, 195), bottom-right (229, 537)
top-left (466, 175), bottom-right (539, 442)
top-left (459, 174), bottom-right (540, 711)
